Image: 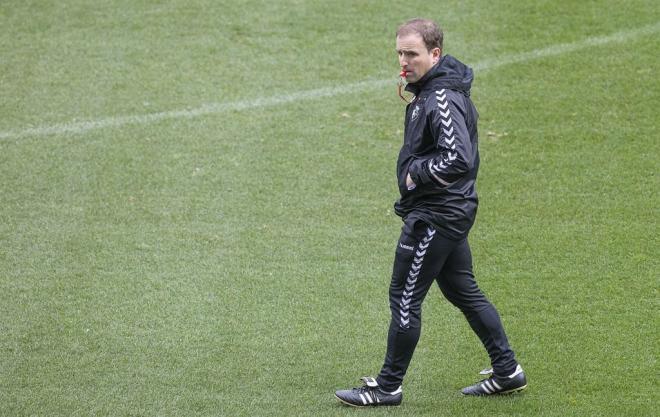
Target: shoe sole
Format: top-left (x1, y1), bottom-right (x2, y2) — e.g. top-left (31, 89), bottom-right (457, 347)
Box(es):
top-left (461, 384), bottom-right (527, 396)
top-left (334, 394), bottom-right (401, 407)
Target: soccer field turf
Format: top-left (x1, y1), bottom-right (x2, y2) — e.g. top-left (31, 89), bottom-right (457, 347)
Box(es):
top-left (1, 1), bottom-right (658, 416)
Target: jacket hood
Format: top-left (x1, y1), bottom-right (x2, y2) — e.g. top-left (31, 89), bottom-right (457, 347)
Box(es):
top-left (405, 54), bottom-right (473, 96)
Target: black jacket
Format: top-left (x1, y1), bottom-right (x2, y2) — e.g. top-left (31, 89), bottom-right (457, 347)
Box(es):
top-left (394, 55), bottom-right (480, 240)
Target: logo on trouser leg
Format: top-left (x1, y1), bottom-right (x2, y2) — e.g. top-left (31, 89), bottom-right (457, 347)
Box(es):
top-left (399, 228), bottom-right (436, 327)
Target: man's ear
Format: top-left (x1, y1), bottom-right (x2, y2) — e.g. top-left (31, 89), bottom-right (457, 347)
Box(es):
top-left (432, 48), bottom-right (442, 64)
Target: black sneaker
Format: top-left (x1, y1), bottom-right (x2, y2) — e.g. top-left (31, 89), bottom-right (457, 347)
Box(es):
top-left (461, 364), bottom-right (527, 396)
top-left (335, 377), bottom-right (402, 407)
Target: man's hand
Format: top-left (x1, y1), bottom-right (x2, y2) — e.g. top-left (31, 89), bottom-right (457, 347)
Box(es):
top-left (406, 173), bottom-right (416, 190)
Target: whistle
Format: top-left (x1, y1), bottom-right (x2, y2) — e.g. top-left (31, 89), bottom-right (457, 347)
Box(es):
top-left (398, 71), bottom-right (410, 103)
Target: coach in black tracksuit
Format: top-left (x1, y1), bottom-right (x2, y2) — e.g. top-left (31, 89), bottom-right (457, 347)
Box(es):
top-left (376, 44), bottom-right (520, 392)
top-left (336, 20), bottom-right (526, 406)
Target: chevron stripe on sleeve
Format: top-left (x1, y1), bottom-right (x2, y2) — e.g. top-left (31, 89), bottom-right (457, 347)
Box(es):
top-left (427, 89), bottom-right (459, 186)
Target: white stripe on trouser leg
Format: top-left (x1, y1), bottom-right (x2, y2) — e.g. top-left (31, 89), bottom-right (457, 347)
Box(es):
top-left (399, 228), bottom-right (436, 328)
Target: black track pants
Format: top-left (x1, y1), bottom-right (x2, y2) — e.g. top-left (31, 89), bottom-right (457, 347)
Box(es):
top-left (376, 219), bottom-right (517, 391)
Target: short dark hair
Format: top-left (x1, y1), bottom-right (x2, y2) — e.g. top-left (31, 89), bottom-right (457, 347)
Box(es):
top-left (396, 18), bottom-right (443, 52)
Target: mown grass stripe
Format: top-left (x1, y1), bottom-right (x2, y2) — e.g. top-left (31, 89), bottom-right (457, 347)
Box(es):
top-left (1, 21), bottom-right (658, 141)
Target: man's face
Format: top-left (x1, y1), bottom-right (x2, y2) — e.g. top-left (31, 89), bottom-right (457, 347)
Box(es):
top-left (396, 33), bottom-right (441, 83)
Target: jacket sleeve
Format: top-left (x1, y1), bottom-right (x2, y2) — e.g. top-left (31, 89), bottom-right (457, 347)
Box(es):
top-left (408, 90), bottom-right (475, 187)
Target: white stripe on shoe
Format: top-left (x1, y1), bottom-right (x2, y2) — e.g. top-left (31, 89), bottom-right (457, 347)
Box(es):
top-left (481, 382), bottom-right (492, 394)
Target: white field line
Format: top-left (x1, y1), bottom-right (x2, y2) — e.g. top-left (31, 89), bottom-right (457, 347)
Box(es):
top-left (1, 21), bottom-right (658, 141)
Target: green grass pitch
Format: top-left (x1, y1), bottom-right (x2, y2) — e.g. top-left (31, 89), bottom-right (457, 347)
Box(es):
top-left (1, 1), bottom-right (658, 416)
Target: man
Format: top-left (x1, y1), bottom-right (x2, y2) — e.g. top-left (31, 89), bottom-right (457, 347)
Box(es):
top-left (335, 19), bottom-right (527, 407)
